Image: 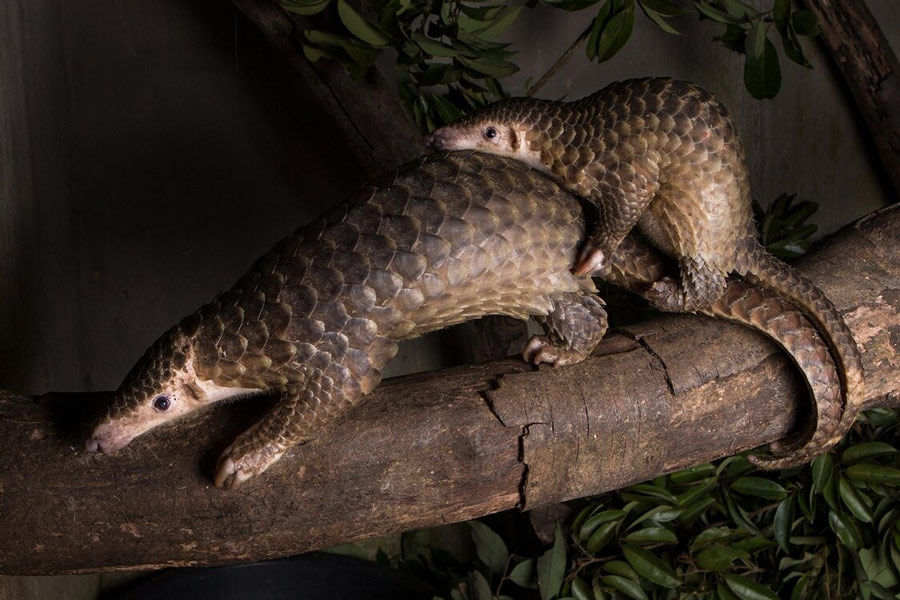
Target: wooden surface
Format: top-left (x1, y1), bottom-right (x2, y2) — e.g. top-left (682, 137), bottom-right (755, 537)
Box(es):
top-left (0, 205), bottom-right (897, 575)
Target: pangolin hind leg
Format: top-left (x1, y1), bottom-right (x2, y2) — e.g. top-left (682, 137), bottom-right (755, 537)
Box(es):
top-left (643, 256), bottom-right (728, 313)
top-left (523, 291), bottom-right (609, 366)
top-left (214, 376), bottom-right (362, 488)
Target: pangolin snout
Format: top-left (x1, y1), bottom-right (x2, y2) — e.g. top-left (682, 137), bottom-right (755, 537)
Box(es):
top-left (424, 129), bottom-right (453, 150)
top-left (85, 427), bottom-right (132, 454)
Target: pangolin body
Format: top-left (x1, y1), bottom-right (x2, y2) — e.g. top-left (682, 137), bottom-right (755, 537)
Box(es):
top-left (426, 78), bottom-right (864, 468)
top-left (87, 152), bottom-right (844, 487)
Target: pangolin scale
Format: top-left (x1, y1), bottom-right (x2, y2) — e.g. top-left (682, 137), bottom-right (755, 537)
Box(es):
top-left (87, 152), bottom-right (844, 487)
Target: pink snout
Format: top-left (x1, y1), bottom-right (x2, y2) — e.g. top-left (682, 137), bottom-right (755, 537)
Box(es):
top-left (85, 425), bottom-right (133, 454)
top-left (424, 128), bottom-right (455, 150)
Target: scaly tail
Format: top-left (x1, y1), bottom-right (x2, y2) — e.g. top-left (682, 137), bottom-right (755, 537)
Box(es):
top-left (702, 282), bottom-right (842, 468)
top-left (739, 243), bottom-right (865, 469)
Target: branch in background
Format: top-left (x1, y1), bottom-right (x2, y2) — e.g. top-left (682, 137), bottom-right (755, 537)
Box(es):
top-left (0, 204), bottom-right (896, 575)
top-left (526, 23), bottom-right (593, 98)
top-left (231, 0), bottom-right (425, 178)
top-left (803, 0), bottom-right (900, 197)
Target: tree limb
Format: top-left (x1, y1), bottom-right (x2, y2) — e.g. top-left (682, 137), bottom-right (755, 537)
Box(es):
top-left (0, 202), bottom-right (896, 575)
top-left (803, 0), bottom-right (900, 196)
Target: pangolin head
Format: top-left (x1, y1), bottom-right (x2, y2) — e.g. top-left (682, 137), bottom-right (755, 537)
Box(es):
top-left (425, 97), bottom-right (550, 171)
top-left (85, 318), bottom-right (205, 454)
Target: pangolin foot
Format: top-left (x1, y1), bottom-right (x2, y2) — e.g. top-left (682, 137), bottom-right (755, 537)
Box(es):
top-left (522, 335), bottom-right (586, 366)
top-left (644, 277), bottom-right (685, 312)
top-left (574, 247), bottom-right (608, 277)
top-left (214, 441), bottom-right (284, 489)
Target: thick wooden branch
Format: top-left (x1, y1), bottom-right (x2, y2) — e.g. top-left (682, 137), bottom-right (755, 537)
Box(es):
top-left (0, 205), bottom-right (896, 575)
top-left (229, 0), bottom-right (424, 179)
top-left (803, 0), bottom-right (900, 195)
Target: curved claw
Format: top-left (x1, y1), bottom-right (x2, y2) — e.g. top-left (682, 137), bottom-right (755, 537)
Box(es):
top-left (574, 247), bottom-right (608, 277)
top-left (214, 441), bottom-right (284, 489)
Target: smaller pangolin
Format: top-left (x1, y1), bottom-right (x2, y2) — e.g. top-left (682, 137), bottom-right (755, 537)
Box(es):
top-left (85, 153), bottom-right (846, 486)
top-left (426, 77), bottom-right (864, 468)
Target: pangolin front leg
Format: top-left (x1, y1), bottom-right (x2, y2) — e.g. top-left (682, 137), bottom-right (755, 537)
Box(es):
top-left (523, 291), bottom-right (608, 366)
top-left (214, 378), bottom-right (359, 488)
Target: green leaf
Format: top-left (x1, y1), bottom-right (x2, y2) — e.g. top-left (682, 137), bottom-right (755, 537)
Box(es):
top-left (745, 18), bottom-right (765, 60)
top-left (718, 581), bottom-right (742, 600)
top-left (623, 527), bottom-right (678, 545)
top-left (842, 442), bottom-right (898, 464)
top-left (411, 33), bottom-right (459, 57)
top-left (586, 521), bottom-right (619, 553)
top-left (600, 575), bottom-right (648, 600)
top-left (828, 510), bottom-right (863, 550)
top-left (469, 521), bottom-right (509, 575)
top-left (723, 574), bottom-right (779, 600)
top-left (580, 510), bottom-right (627, 540)
top-left (471, 570), bottom-right (493, 600)
top-left (744, 36), bottom-right (781, 99)
top-left (838, 476), bottom-right (874, 523)
top-left (731, 476), bottom-right (787, 500)
top-left (719, 0), bottom-right (759, 20)
top-left (604, 560), bottom-right (639, 581)
top-left (790, 10), bottom-right (818, 36)
top-left (337, 0), bottom-right (393, 46)
top-left (280, 0), bottom-right (331, 16)
top-left (725, 493), bottom-right (759, 534)
top-left (628, 506), bottom-right (681, 531)
top-left (509, 559), bottom-right (537, 589)
top-left (692, 526), bottom-right (735, 550)
top-left (811, 453), bottom-right (833, 493)
top-left (694, 1), bottom-right (740, 24)
top-left (846, 464), bottom-right (900, 486)
top-left (773, 496), bottom-right (794, 553)
top-left (772, 0), bottom-right (790, 26)
top-left (429, 94), bottom-right (465, 125)
top-left (572, 577), bottom-right (594, 600)
top-left (696, 546), bottom-right (750, 571)
top-left (457, 55), bottom-right (519, 78)
top-left (476, 5), bottom-right (523, 39)
top-left (670, 463), bottom-right (716, 484)
top-left (676, 478), bottom-right (717, 507)
top-left (639, 0), bottom-right (691, 17)
top-left (537, 524), bottom-right (567, 600)
top-left (860, 547), bottom-right (900, 591)
top-left (587, 0), bottom-right (636, 62)
top-left (639, 3), bottom-right (681, 35)
top-left (731, 536), bottom-right (776, 553)
top-left (622, 544), bottom-right (681, 589)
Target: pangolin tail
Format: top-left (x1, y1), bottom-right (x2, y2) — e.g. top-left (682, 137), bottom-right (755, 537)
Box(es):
top-left (738, 242), bottom-right (865, 469)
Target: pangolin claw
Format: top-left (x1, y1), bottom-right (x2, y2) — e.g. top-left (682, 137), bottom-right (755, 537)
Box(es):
top-left (574, 247), bottom-right (608, 277)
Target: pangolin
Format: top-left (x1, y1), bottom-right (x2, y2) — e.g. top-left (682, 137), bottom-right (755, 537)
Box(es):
top-left (425, 78), bottom-right (864, 468)
top-left (86, 152), bottom-right (843, 487)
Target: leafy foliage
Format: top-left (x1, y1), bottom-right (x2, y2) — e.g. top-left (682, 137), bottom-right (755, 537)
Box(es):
top-left (280, 0), bottom-right (821, 131)
top-left (331, 409), bottom-right (899, 599)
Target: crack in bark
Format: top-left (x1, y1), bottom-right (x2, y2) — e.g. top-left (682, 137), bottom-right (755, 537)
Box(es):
top-left (516, 421), bottom-right (547, 509)
top-left (620, 330), bottom-right (676, 395)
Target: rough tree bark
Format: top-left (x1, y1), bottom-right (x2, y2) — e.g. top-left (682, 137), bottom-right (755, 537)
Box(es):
top-left (0, 204), bottom-right (896, 576)
top-left (804, 0), bottom-right (900, 196)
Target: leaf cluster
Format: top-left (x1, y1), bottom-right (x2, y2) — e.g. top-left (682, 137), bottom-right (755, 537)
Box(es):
top-left (331, 409), bottom-right (899, 600)
top-left (280, 0), bottom-right (821, 133)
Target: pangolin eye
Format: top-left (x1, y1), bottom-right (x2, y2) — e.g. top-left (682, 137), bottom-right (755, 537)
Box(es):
top-left (153, 395), bottom-right (171, 412)
top-left (484, 126), bottom-right (498, 140)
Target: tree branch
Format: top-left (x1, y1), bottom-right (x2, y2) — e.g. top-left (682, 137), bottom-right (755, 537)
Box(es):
top-left (0, 196), bottom-right (896, 574)
top-left (803, 0), bottom-right (900, 196)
